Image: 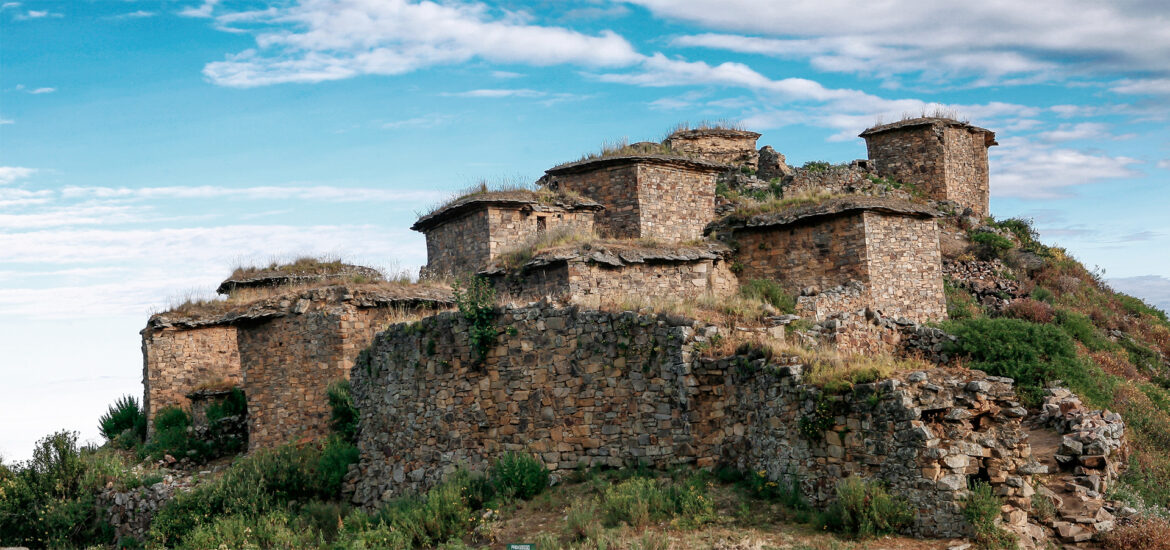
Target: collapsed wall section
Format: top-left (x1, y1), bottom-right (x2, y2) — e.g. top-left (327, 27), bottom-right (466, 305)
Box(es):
top-left (141, 325), bottom-right (241, 435)
top-left (349, 304), bottom-right (1041, 537)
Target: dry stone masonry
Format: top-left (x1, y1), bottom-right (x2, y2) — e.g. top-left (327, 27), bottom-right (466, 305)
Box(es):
top-left (861, 118), bottom-right (996, 217)
top-left (348, 304), bottom-right (1041, 538)
top-left (663, 128), bottom-right (762, 168)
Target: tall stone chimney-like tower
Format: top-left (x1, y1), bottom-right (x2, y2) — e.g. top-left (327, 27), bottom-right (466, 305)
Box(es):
top-left (860, 117), bottom-right (997, 217)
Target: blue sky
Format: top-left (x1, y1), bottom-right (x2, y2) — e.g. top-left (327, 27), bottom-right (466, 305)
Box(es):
top-left (2, 0), bottom-right (1168, 461)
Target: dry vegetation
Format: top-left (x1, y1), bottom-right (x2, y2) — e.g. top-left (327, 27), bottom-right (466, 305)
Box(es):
top-left (418, 179), bottom-right (588, 220)
top-left (727, 188), bottom-right (845, 219)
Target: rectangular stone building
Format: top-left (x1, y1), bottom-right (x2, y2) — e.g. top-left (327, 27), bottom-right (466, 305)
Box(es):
top-left (484, 242), bottom-right (737, 308)
top-left (723, 197), bottom-right (946, 323)
top-left (860, 117), bottom-right (996, 217)
top-left (141, 284), bottom-right (452, 448)
top-left (663, 128), bottom-right (761, 168)
top-left (542, 156), bottom-right (724, 242)
top-left (412, 190), bottom-right (601, 280)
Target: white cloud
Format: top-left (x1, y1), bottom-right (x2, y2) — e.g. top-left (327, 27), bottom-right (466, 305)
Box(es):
top-left (0, 224), bottom-right (426, 318)
top-left (60, 184), bottom-right (445, 203)
top-left (637, 1), bottom-right (1170, 86)
top-left (381, 114), bottom-right (453, 129)
top-left (1109, 275), bottom-right (1170, 315)
top-left (443, 88), bottom-right (547, 98)
top-left (27, 87), bottom-right (55, 94)
top-left (112, 10), bottom-right (156, 19)
top-left (1157, 159), bottom-right (1170, 170)
top-left (991, 138), bottom-right (1142, 199)
top-left (490, 70), bottom-right (524, 79)
top-left (1035, 122), bottom-right (1110, 142)
top-left (1111, 78), bottom-right (1170, 96)
top-left (15, 9), bottom-right (61, 19)
top-left (0, 2), bottom-right (20, 10)
top-left (201, 0), bottom-right (641, 87)
top-left (0, 117), bottom-right (12, 125)
top-left (179, 0), bottom-right (220, 18)
top-left (0, 166), bottom-right (35, 185)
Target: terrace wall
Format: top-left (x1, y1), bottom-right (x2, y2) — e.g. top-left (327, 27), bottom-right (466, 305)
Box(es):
top-left (349, 304), bottom-right (1040, 537)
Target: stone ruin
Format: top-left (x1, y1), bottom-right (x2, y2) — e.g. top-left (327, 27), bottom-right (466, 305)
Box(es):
top-left (139, 117), bottom-right (1128, 545)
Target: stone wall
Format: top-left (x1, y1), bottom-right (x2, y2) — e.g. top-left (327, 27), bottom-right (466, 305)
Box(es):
top-left (492, 257), bottom-right (737, 308)
top-left (636, 163), bottom-right (716, 241)
top-left (421, 208), bottom-right (492, 279)
top-left (784, 163), bottom-right (874, 196)
top-left (549, 164), bottom-right (642, 239)
top-left (487, 206), bottom-right (595, 258)
top-left (727, 204), bottom-right (946, 324)
top-left (141, 325), bottom-right (241, 435)
top-left (239, 303), bottom-right (410, 450)
top-left (349, 304), bottom-right (1041, 537)
top-left (733, 213), bottom-right (870, 291)
top-left (942, 126), bottom-right (991, 218)
top-left (664, 129), bottom-right (761, 167)
top-left (546, 158), bottom-right (719, 242)
top-left (862, 212), bottom-right (946, 322)
top-left (861, 119), bottom-right (993, 217)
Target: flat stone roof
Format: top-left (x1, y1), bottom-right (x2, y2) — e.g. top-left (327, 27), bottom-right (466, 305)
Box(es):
top-left (859, 117), bottom-right (997, 146)
top-left (481, 240), bottom-right (731, 275)
top-left (411, 190), bottom-right (602, 232)
top-left (668, 128), bottom-right (762, 140)
top-left (217, 264), bottom-right (383, 295)
top-left (545, 155), bottom-right (726, 176)
top-left (147, 283), bottom-right (453, 332)
top-left (715, 197), bottom-right (940, 232)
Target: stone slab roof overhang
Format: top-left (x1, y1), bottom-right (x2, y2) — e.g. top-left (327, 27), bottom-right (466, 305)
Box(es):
top-left (708, 197), bottom-right (941, 234)
top-left (480, 240), bottom-right (731, 276)
top-left (667, 128), bottom-right (762, 140)
top-left (145, 284), bottom-right (453, 332)
top-left (859, 117), bottom-right (998, 147)
top-left (217, 264), bottom-right (383, 295)
top-left (411, 190), bottom-right (603, 232)
top-left (544, 155), bottom-right (726, 177)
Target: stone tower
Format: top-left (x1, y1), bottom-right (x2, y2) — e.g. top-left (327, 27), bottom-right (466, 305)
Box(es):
top-left (860, 117), bottom-right (997, 217)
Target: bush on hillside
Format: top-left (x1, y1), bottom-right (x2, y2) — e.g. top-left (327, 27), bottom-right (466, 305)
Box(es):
top-left (1002, 298), bottom-right (1055, 324)
top-left (143, 407), bottom-right (208, 462)
top-left (596, 476), bottom-right (715, 529)
top-left (0, 431), bottom-right (114, 548)
top-left (819, 477), bottom-right (912, 538)
top-left (326, 379), bottom-right (359, 441)
top-left (970, 231), bottom-right (1015, 261)
top-left (963, 481), bottom-right (1016, 549)
top-left (1103, 516), bottom-right (1170, 550)
top-left (491, 452), bottom-right (549, 501)
top-left (942, 317), bottom-right (1088, 404)
top-left (99, 394), bottom-right (147, 443)
top-left (739, 279), bottom-right (797, 314)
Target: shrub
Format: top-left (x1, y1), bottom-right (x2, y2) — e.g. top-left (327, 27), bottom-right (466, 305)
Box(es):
top-left (99, 395), bottom-right (146, 443)
top-left (945, 279), bottom-right (982, 320)
top-left (0, 431), bottom-right (112, 548)
top-left (1117, 293), bottom-right (1170, 324)
top-left (148, 443), bottom-right (340, 546)
top-left (598, 476), bottom-right (714, 529)
top-left (802, 160), bottom-right (832, 172)
top-left (1103, 516), bottom-right (1170, 550)
top-left (1002, 298), bottom-right (1055, 324)
top-left (963, 481), bottom-right (1015, 549)
top-left (1055, 309), bottom-right (1115, 352)
top-left (1030, 286), bottom-right (1055, 304)
top-left (453, 276), bottom-right (497, 363)
top-left (942, 317), bottom-right (1085, 404)
top-left (205, 388), bottom-right (247, 422)
top-left (739, 279), bottom-right (797, 314)
top-left (317, 436), bottom-right (360, 497)
top-left (176, 511), bottom-right (322, 550)
top-left (326, 379), bottom-right (359, 441)
top-left (491, 452), bottom-right (549, 501)
top-left (348, 478), bottom-right (472, 547)
top-left (741, 469), bottom-right (804, 508)
top-left (970, 231), bottom-right (1015, 260)
top-left (819, 477), bottom-right (912, 538)
top-left (143, 407), bottom-right (208, 462)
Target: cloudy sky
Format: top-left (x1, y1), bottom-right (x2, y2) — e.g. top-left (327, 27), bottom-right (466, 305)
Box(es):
top-left (2, 0), bottom-right (1168, 461)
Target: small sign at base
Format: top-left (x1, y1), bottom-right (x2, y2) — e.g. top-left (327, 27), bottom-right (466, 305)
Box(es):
top-left (506, 544), bottom-right (535, 550)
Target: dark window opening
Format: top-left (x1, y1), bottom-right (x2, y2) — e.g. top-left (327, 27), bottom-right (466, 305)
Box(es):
top-left (536, 216), bottom-right (547, 233)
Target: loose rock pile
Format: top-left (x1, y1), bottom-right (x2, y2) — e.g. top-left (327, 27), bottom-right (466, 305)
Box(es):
top-left (943, 259), bottom-right (1024, 310)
